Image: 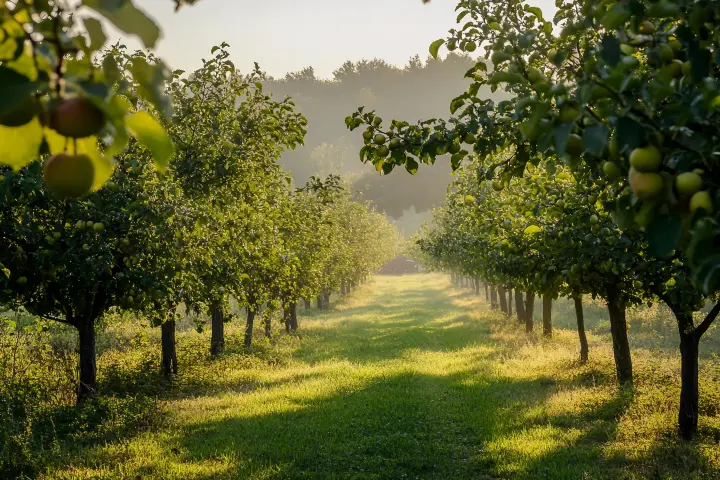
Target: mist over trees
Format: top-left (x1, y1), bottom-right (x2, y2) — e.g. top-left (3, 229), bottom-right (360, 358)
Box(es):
top-left (265, 54), bottom-right (505, 223)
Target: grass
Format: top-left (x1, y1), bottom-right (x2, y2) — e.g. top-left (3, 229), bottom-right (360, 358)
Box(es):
top-left (22, 274), bottom-right (720, 478)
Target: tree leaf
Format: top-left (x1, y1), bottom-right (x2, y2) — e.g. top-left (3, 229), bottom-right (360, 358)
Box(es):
top-left (646, 213), bottom-right (682, 257)
top-left (553, 123), bottom-right (573, 154)
top-left (0, 66), bottom-right (44, 117)
top-left (600, 35), bottom-right (621, 67)
top-left (83, 0), bottom-right (161, 49)
top-left (129, 57), bottom-right (172, 118)
top-left (450, 95), bottom-right (465, 114)
top-left (83, 18), bottom-right (107, 51)
top-left (582, 123), bottom-right (609, 156)
top-left (616, 116), bottom-right (646, 151)
top-left (429, 39), bottom-right (445, 60)
top-left (126, 111), bottom-right (174, 168)
top-left (0, 118), bottom-right (43, 170)
top-left (405, 157), bottom-right (419, 174)
top-left (526, 6), bottom-right (544, 22)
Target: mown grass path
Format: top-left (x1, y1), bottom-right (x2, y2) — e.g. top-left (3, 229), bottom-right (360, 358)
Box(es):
top-left (49, 274), bottom-right (720, 480)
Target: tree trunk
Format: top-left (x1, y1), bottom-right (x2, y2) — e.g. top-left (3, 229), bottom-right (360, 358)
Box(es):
top-left (316, 295), bottom-right (323, 310)
top-left (606, 289), bottom-right (633, 385)
top-left (264, 310), bottom-right (272, 339)
top-left (542, 295), bottom-right (552, 338)
top-left (161, 320), bottom-right (178, 376)
top-left (340, 283), bottom-right (347, 295)
top-left (525, 292), bottom-right (535, 333)
top-left (508, 289), bottom-right (513, 317)
top-left (451, 272), bottom-right (456, 285)
top-left (475, 277), bottom-right (481, 295)
top-left (283, 305), bottom-right (290, 333)
top-left (210, 306), bottom-right (224, 356)
top-left (574, 295), bottom-right (589, 363)
top-left (76, 320), bottom-right (97, 403)
top-left (490, 286), bottom-right (498, 310)
top-left (498, 286), bottom-right (508, 314)
top-left (244, 308), bottom-right (256, 348)
top-left (304, 298), bottom-right (311, 309)
top-left (515, 290), bottom-right (525, 324)
top-left (484, 284), bottom-right (489, 301)
top-left (323, 291), bottom-right (330, 307)
top-left (346, 283), bottom-right (352, 295)
top-left (289, 302), bottom-right (298, 331)
top-left (679, 328), bottom-right (700, 440)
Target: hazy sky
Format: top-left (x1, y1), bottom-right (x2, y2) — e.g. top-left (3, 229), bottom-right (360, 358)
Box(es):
top-left (102, 0), bottom-right (555, 79)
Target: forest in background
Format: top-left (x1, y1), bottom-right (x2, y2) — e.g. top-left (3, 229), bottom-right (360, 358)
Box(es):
top-left (265, 53), bottom-right (504, 235)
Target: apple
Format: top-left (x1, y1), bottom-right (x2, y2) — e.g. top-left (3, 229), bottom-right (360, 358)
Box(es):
top-left (48, 96), bottom-right (106, 138)
top-left (464, 133), bottom-right (476, 144)
top-left (373, 134), bottom-right (386, 145)
top-left (675, 172), bottom-right (702, 196)
top-left (464, 41), bottom-right (477, 53)
top-left (639, 20), bottom-right (656, 34)
top-left (559, 104), bottom-right (579, 123)
top-left (377, 145), bottom-right (390, 157)
top-left (690, 191), bottom-right (713, 214)
top-left (658, 44), bottom-right (674, 63)
top-left (492, 181), bottom-right (504, 192)
top-left (629, 169), bottom-right (664, 200)
top-left (566, 134), bottom-right (583, 156)
top-left (629, 146), bottom-right (662, 172)
top-left (93, 222), bottom-right (105, 232)
top-left (603, 161), bottom-right (622, 179)
top-left (43, 153), bottom-right (95, 198)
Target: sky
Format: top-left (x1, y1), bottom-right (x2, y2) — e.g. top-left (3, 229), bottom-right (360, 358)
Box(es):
top-left (98, 0), bottom-right (556, 80)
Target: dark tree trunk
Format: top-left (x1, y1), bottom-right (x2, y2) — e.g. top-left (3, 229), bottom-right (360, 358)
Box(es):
top-left (498, 286), bottom-right (508, 314)
top-left (508, 289), bottom-right (513, 317)
top-left (490, 286), bottom-right (498, 310)
top-left (210, 306), bottom-right (224, 356)
top-left (475, 277), bottom-right (481, 295)
top-left (283, 305), bottom-right (290, 333)
top-left (323, 291), bottom-right (330, 307)
top-left (304, 298), bottom-right (311, 309)
top-left (316, 295), bottom-right (323, 310)
top-left (76, 320), bottom-right (97, 403)
top-left (264, 310), bottom-right (272, 339)
top-left (244, 308), bottom-right (256, 348)
top-left (515, 290), bottom-right (525, 324)
top-left (346, 283), bottom-right (352, 295)
top-left (542, 295), bottom-right (552, 338)
top-left (606, 289), bottom-right (633, 385)
top-left (484, 284), bottom-right (489, 301)
top-left (525, 292), bottom-right (535, 333)
top-left (161, 320), bottom-right (178, 376)
top-left (289, 302), bottom-right (298, 331)
top-left (340, 283), bottom-right (347, 295)
top-left (679, 327), bottom-right (700, 440)
top-left (574, 295), bottom-right (589, 363)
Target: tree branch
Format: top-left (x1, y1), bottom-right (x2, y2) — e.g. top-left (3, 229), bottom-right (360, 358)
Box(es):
top-left (695, 302), bottom-right (720, 338)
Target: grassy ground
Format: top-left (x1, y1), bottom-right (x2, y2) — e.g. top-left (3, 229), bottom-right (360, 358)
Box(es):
top-left (37, 274), bottom-right (720, 479)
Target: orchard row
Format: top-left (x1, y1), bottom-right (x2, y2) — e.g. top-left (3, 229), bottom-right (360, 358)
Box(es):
top-left (0, 45), bottom-right (402, 404)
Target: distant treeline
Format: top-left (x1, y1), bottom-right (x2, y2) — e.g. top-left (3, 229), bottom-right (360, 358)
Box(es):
top-left (265, 54), bottom-right (503, 219)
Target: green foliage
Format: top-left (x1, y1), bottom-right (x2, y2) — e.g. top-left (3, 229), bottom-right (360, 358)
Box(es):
top-left (346, 0), bottom-right (720, 292)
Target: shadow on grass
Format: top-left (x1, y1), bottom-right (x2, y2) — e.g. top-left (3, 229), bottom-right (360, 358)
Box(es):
top-left (67, 368), bottom-right (675, 480)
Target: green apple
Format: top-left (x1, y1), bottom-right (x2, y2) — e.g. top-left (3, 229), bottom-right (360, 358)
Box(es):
top-left (629, 146), bottom-right (662, 172)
